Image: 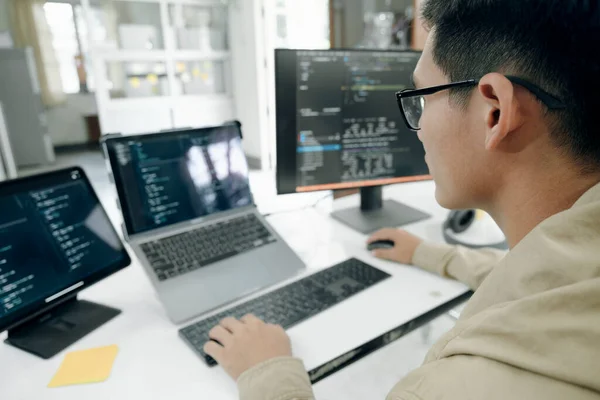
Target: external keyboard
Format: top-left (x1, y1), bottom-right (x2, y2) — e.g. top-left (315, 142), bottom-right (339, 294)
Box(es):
top-left (179, 258), bottom-right (391, 366)
top-left (140, 214), bottom-right (276, 282)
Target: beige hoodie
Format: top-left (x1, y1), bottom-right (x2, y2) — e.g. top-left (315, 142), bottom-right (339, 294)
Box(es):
top-left (237, 182), bottom-right (600, 400)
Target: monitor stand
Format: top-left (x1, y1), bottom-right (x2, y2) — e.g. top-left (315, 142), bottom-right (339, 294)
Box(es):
top-left (331, 186), bottom-right (431, 234)
top-left (4, 297), bottom-right (120, 359)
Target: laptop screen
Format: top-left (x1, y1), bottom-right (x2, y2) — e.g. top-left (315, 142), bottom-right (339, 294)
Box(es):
top-left (104, 125), bottom-right (253, 236)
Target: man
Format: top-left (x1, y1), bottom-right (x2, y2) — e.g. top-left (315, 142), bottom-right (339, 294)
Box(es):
top-left (204, 0), bottom-right (600, 398)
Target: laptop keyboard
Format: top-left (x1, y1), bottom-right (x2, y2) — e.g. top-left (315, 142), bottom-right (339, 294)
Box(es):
top-left (179, 258), bottom-right (391, 366)
top-left (140, 214), bottom-right (277, 282)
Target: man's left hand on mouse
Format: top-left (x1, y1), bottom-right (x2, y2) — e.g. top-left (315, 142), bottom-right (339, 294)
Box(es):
top-left (203, 314), bottom-right (292, 380)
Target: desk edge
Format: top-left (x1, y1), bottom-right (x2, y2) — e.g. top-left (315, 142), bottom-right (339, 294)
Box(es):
top-left (308, 291), bottom-right (473, 384)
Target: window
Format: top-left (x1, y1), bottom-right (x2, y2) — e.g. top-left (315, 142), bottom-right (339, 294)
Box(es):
top-left (44, 2), bottom-right (80, 93)
top-left (74, 4), bottom-right (109, 91)
top-left (273, 0), bottom-right (330, 49)
top-left (43, 1), bottom-right (104, 94)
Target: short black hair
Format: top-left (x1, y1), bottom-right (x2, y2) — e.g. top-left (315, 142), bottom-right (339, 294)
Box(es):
top-left (421, 0), bottom-right (600, 172)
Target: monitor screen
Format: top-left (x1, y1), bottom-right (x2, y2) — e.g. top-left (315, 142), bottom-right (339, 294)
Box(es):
top-left (0, 168), bottom-right (130, 331)
top-left (275, 49), bottom-right (430, 194)
top-left (104, 125), bottom-right (253, 236)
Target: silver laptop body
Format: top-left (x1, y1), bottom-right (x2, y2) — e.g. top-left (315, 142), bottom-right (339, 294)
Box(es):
top-left (102, 125), bottom-right (305, 324)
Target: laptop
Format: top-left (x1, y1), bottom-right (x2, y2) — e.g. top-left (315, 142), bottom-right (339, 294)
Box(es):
top-left (102, 124), bottom-right (305, 323)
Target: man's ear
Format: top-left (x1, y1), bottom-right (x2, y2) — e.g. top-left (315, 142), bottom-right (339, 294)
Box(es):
top-left (478, 73), bottom-right (523, 151)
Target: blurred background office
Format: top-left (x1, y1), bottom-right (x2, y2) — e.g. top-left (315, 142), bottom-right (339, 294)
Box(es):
top-left (0, 0), bottom-right (426, 180)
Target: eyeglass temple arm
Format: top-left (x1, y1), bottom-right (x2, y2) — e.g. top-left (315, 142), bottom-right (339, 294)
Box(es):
top-left (505, 75), bottom-right (566, 109)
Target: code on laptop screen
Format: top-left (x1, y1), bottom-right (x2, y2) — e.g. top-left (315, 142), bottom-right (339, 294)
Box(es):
top-left (106, 126), bottom-right (253, 235)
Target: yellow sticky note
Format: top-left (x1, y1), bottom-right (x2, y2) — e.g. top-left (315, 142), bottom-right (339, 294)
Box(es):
top-left (48, 345), bottom-right (119, 388)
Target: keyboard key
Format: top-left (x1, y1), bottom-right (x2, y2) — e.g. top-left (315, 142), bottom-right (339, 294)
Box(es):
top-left (140, 214), bottom-right (277, 282)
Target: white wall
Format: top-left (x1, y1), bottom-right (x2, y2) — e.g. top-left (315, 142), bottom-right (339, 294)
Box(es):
top-left (46, 93), bottom-right (98, 146)
top-left (229, 0), bottom-right (269, 165)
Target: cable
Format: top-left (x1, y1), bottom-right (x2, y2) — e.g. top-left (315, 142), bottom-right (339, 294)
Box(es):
top-left (262, 193), bottom-right (333, 218)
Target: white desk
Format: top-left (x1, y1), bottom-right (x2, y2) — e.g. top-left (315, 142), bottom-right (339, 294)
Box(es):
top-left (1, 181), bottom-right (471, 400)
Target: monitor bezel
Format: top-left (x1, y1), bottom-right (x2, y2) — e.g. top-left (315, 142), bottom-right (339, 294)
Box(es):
top-left (0, 166), bottom-right (131, 334)
top-left (275, 48), bottom-right (431, 195)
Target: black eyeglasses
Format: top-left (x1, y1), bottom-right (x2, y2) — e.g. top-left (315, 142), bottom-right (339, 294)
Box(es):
top-left (395, 75), bottom-right (567, 131)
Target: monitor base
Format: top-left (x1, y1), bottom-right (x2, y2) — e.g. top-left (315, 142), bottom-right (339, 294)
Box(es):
top-left (5, 297), bottom-right (120, 359)
top-left (332, 199), bottom-right (431, 234)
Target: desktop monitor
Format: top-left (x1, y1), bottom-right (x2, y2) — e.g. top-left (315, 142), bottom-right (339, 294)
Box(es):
top-left (0, 167), bottom-right (131, 358)
top-left (275, 49), bottom-right (431, 233)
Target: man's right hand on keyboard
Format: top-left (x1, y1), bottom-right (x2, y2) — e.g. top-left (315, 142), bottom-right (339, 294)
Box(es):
top-left (203, 314), bottom-right (292, 381)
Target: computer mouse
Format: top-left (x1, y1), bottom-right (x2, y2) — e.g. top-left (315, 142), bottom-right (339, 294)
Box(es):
top-left (367, 240), bottom-right (395, 251)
